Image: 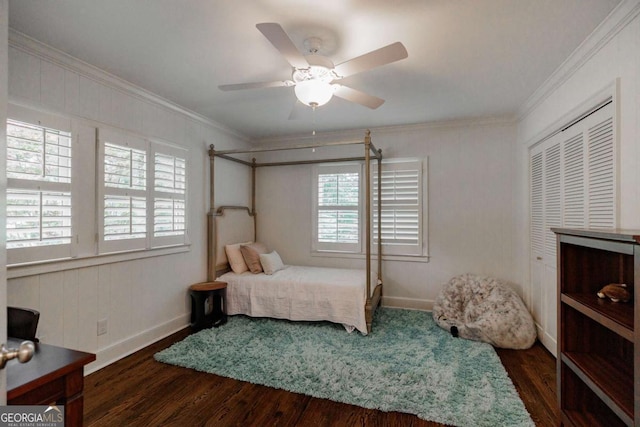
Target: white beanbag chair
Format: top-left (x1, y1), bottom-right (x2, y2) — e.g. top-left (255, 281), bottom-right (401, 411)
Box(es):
top-left (432, 274), bottom-right (537, 349)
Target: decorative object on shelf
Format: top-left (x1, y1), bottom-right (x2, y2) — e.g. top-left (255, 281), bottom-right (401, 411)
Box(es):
top-left (596, 283), bottom-right (631, 303)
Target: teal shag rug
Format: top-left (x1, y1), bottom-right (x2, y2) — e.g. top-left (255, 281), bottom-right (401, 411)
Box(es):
top-left (155, 308), bottom-right (533, 427)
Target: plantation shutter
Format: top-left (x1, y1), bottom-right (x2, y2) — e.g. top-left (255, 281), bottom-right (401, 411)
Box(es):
top-left (6, 118), bottom-right (73, 262)
top-left (373, 159), bottom-right (423, 256)
top-left (152, 144), bottom-right (188, 246)
top-left (98, 128), bottom-right (148, 253)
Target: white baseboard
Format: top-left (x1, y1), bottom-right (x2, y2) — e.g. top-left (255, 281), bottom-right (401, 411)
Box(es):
top-left (382, 296), bottom-right (434, 311)
top-left (536, 324), bottom-right (557, 357)
top-left (85, 314), bottom-right (189, 375)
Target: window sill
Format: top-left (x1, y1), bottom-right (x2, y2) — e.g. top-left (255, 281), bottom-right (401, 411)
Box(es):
top-left (311, 251), bottom-right (430, 263)
top-left (7, 244), bottom-right (191, 279)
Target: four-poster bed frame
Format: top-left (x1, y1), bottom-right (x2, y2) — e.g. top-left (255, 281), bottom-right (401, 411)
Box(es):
top-left (206, 130), bottom-right (383, 333)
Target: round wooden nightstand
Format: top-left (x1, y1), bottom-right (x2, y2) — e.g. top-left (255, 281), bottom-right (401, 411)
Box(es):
top-left (189, 281), bottom-right (227, 330)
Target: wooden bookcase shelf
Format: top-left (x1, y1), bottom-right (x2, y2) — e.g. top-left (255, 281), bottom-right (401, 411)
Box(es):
top-left (553, 228), bottom-right (640, 427)
top-left (561, 293), bottom-right (634, 341)
top-left (563, 352), bottom-right (633, 422)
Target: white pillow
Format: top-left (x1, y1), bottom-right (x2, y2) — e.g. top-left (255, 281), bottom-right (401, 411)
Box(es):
top-left (225, 241), bottom-right (252, 274)
top-left (259, 251), bottom-right (284, 275)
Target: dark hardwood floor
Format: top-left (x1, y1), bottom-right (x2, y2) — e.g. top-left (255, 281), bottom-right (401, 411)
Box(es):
top-left (84, 327), bottom-right (559, 427)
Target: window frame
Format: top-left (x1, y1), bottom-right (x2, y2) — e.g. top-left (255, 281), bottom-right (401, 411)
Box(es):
top-left (6, 107), bottom-right (74, 265)
top-left (311, 158), bottom-right (427, 260)
top-left (97, 128), bottom-right (190, 254)
top-left (312, 163), bottom-right (363, 253)
top-left (5, 105), bottom-right (191, 273)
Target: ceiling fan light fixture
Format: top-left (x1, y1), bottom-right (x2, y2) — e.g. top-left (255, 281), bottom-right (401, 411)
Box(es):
top-left (294, 79), bottom-right (335, 107)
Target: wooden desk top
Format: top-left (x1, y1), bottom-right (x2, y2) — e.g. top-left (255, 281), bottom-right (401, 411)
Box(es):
top-left (190, 281), bottom-right (227, 292)
top-left (6, 338), bottom-right (96, 401)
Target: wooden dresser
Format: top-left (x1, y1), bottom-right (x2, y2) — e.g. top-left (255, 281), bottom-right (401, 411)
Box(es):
top-left (554, 228), bottom-right (638, 426)
top-left (7, 339), bottom-right (96, 427)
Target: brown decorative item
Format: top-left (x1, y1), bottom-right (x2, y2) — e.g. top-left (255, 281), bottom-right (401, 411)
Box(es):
top-left (597, 283), bottom-right (631, 303)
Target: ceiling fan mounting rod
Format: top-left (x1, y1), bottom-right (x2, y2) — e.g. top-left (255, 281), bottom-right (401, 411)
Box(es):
top-left (304, 37), bottom-right (323, 54)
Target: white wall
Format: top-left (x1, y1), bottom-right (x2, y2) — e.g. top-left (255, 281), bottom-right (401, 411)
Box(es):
top-left (255, 120), bottom-right (519, 309)
top-left (6, 33), bottom-right (251, 372)
top-left (515, 2), bottom-right (640, 353)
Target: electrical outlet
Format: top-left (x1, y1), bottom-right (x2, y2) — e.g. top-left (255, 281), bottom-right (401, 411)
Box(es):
top-left (97, 318), bottom-right (108, 336)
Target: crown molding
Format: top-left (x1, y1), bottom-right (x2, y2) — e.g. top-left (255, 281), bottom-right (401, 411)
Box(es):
top-left (255, 115), bottom-right (516, 145)
top-left (8, 28), bottom-right (251, 143)
top-left (517, 0), bottom-right (640, 121)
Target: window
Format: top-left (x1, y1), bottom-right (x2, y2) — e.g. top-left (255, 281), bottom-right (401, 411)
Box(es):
top-left (98, 130), bottom-right (148, 253)
top-left (313, 164), bottom-right (361, 252)
top-left (312, 159), bottom-right (425, 258)
top-left (5, 105), bottom-right (190, 268)
top-left (103, 142), bottom-right (147, 240)
top-left (373, 159), bottom-right (423, 256)
top-left (98, 128), bottom-right (188, 253)
top-left (6, 117), bottom-right (73, 262)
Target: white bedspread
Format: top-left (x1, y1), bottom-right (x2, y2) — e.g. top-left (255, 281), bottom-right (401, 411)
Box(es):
top-left (218, 265), bottom-right (369, 334)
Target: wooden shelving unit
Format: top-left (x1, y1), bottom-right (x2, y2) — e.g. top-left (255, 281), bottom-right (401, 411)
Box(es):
top-left (553, 228), bottom-right (640, 427)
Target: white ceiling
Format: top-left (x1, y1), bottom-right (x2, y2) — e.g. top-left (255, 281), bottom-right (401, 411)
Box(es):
top-left (8, 0), bottom-right (621, 140)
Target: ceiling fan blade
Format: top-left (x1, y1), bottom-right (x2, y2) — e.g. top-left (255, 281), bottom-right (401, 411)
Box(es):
top-left (333, 85), bottom-right (385, 109)
top-left (334, 42), bottom-right (408, 78)
top-left (256, 23), bottom-right (309, 69)
top-left (218, 81), bottom-right (290, 91)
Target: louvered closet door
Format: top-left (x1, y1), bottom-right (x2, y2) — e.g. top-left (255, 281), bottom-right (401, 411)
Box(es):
top-left (529, 103), bottom-right (615, 258)
top-left (543, 140), bottom-right (562, 265)
top-left (530, 149), bottom-right (544, 261)
top-left (542, 137), bottom-right (562, 347)
top-left (562, 127), bottom-right (585, 230)
top-left (529, 101), bottom-right (615, 355)
top-left (587, 107), bottom-right (616, 228)
top-left (529, 146), bottom-right (544, 330)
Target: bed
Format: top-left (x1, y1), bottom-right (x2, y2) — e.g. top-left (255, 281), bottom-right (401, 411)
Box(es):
top-left (207, 131), bottom-right (383, 333)
top-left (219, 266), bottom-right (371, 334)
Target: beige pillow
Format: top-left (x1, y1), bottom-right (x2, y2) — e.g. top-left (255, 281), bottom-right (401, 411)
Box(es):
top-left (259, 251), bottom-right (284, 275)
top-left (225, 241), bottom-right (252, 274)
top-left (240, 242), bottom-right (268, 273)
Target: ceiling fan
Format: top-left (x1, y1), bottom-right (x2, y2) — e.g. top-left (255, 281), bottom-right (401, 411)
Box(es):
top-left (219, 23), bottom-right (408, 112)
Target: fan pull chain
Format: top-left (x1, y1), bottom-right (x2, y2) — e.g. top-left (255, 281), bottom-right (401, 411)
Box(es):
top-left (312, 105), bottom-right (317, 136)
top-left (312, 105), bottom-right (317, 149)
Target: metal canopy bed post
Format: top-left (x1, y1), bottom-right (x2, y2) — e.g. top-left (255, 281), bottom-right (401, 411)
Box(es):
top-left (207, 130), bottom-right (383, 333)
